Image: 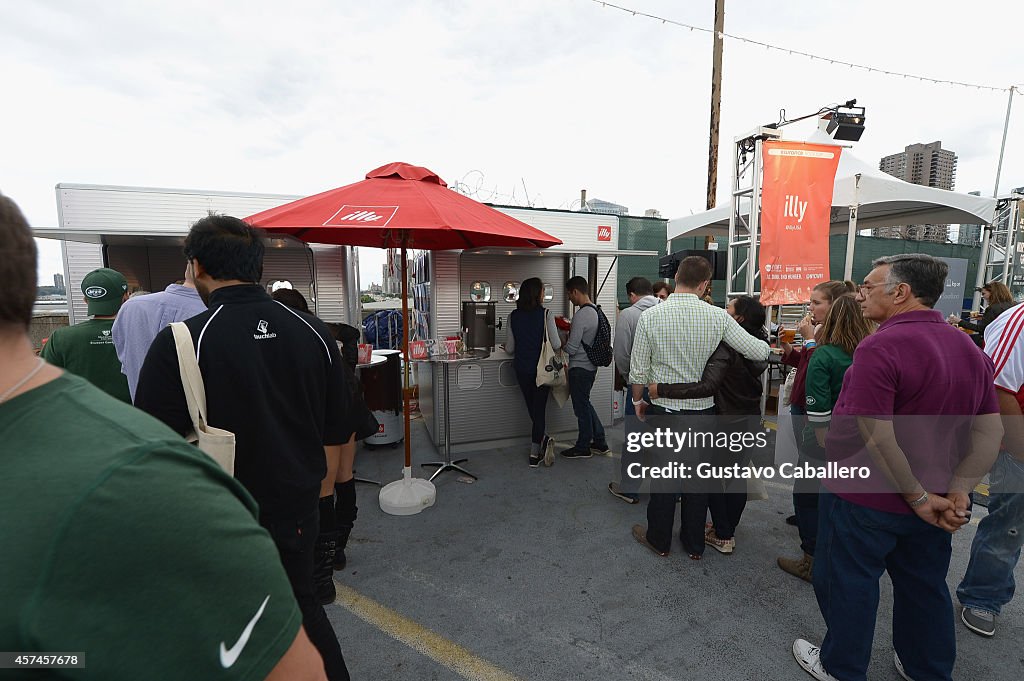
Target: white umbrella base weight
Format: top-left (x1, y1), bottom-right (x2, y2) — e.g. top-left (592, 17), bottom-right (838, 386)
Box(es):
top-left (379, 466), bottom-right (436, 516)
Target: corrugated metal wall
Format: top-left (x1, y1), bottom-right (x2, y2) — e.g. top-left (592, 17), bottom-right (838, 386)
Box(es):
top-left (63, 241), bottom-right (104, 325)
top-left (421, 251), bottom-right (460, 443)
top-left (311, 245), bottom-right (354, 324)
top-left (435, 254), bottom-right (580, 446)
top-left (56, 185), bottom-right (358, 324)
top-left (56, 184), bottom-right (300, 235)
top-left (422, 245), bottom-right (618, 450)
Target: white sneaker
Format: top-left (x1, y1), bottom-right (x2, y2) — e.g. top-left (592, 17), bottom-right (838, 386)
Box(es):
top-left (792, 639), bottom-right (839, 681)
top-left (894, 652), bottom-right (915, 681)
top-left (542, 435), bottom-right (555, 467)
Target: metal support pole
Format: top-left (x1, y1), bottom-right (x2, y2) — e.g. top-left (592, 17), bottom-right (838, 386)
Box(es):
top-left (844, 205), bottom-right (858, 281)
top-left (400, 239), bottom-right (412, 468)
top-left (747, 137), bottom-right (764, 296)
top-left (844, 174), bottom-right (861, 281)
top-left (974, 85), bottom-right (1016, 311)
top-left (1003, 200), bottom-right (1017, 281)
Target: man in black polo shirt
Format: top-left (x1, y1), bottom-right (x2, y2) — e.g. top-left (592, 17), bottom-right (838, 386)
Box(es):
top-left (136, 215), bottom-right (354, 681)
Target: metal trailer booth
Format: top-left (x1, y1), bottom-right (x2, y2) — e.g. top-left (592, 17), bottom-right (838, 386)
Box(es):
top-left (415, 206), bottom-right (656, 454)
top-left (37, 184), bottom-right (361, 326)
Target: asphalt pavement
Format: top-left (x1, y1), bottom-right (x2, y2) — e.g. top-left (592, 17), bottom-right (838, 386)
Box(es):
top-left (326, 418), bottom-right (1022, 681)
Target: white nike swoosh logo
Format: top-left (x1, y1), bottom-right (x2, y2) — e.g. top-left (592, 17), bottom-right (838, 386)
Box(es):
top-left (219, 595), bottom-right (271, 668)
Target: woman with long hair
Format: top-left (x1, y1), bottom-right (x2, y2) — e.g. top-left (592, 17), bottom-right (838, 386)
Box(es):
top-left (951, 281), bottom-right (1016, 346)
top-left (505, 277), bottom-right (561, 467)
top-left (780, 280), bottom-right (856, 533)
top-left (648, 295), bottom-right (769, 557)
top-left (777, 294), bottom-right (873, 582)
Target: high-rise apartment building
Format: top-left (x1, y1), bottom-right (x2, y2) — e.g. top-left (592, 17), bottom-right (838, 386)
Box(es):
top-left (53, 273), bottom-right (65, 290)
top-left (959, 191), bottom-right (985, 247)
top-left (873, 141), bottom-right (957, 242)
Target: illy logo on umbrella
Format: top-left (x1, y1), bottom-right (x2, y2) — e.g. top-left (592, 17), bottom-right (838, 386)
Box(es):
top-left (325, 205), bottom-right (399, 227)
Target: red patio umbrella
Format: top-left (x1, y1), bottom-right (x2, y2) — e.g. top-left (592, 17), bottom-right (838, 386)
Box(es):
top-left (246, 162), bottom-right (561, 513)
top-left (246, 162), bottom-right (562, 250)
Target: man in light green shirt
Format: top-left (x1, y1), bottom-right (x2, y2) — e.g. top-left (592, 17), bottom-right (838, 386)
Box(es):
top-left (629, 256), bottom-right (769, 559)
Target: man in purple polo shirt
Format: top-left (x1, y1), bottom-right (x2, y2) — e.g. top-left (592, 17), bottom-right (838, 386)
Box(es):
top-left (792, 254), bottom-right (1002, 681)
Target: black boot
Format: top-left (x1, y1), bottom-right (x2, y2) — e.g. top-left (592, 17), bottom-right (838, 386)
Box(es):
top-left (334, 479), bottom-right (357, 571)
top-left (314, 495), bottom-right (338, 605)
top-left (313, 530), bottom-right (339, 605)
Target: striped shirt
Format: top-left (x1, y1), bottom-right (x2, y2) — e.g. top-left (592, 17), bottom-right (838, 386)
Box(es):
top-left (628, 293), bottom-right (770, 411)
top-left (984, 303), bottom-right (1024, 410)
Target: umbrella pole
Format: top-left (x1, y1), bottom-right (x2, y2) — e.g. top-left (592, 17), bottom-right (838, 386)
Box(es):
top-left (401, 240), bottom-right (411, 468)
top-left (378, 234), bottom-right (436, 515)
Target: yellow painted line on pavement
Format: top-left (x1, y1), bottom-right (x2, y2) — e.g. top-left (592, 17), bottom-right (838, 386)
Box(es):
top-left (334, 583), bottom-right (525, 681)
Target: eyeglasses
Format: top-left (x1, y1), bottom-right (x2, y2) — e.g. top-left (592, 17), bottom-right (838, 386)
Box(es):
top-left (859, 280), bottom-right (900, 294)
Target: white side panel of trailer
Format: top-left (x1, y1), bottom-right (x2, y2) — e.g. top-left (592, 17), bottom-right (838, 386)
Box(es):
top-left (56, 184), bottom-right (300, 235)
top-left (62, 241), bottom-right (104, 325)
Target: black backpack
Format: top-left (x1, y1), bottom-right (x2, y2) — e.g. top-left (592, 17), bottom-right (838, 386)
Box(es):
top-left (581, 304), bottom-right (613, 367)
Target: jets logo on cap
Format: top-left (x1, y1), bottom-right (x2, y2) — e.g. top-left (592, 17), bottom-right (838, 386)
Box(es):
top-left (85, 286), bottom-right (107, 298)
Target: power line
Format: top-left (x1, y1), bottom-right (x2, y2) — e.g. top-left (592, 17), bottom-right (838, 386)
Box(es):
top-left (590, 1), bottom-right (1017, 93)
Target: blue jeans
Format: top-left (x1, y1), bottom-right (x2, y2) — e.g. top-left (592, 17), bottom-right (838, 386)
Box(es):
top-left (814, 492), bottom-right (955, 681)
top-left (957, 452), bottom-right (1024, 615)
top-left (515, 369), bottom-right (551, 445)
top-left (569, 367), bottom-right (605, 449)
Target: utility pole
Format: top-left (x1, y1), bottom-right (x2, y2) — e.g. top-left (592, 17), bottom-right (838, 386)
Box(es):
top-left (705, 0), bottom-right (726, 249)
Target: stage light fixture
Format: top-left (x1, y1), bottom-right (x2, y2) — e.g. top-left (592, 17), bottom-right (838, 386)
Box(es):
top-left (827, 101), bottom-right (866, 141)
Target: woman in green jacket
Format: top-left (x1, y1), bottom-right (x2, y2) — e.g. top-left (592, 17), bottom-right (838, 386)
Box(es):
top-left (778, 294), bottom-right (873, 582)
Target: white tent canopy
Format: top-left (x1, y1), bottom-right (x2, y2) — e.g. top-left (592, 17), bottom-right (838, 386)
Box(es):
top-left (667, 128), bottom-right (998, 241)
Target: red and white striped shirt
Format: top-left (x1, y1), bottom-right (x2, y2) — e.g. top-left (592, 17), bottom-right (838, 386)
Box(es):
top-left (984, 303), bottom-right (1024, 411)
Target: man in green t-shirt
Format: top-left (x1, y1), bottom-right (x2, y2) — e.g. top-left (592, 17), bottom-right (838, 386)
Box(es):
top-left (40, 267), bottom-right (131, 402)
top-left (1, 194), bottom-right (328, 680)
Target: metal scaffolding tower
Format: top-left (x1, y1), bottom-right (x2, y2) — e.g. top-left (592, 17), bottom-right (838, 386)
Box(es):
top-left (981, 196), bottom-right (1024, 288)
top-left (725, 127), bottom-right (785, 417)
top-left (726, 127), bottom-right (781, 299)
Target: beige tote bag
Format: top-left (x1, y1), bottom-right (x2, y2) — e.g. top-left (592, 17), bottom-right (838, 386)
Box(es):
top-left (170, 322), bottom-right (236, 475)
top-left (536, 309), bottom-right (567, 389)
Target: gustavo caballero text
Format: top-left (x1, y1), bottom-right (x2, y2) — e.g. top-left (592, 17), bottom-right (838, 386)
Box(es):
top-left (627, 461), bottom-right (871, 481)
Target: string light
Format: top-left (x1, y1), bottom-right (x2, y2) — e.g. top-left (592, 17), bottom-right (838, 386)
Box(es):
top-left (590, 0), bottom-right (1016, 93)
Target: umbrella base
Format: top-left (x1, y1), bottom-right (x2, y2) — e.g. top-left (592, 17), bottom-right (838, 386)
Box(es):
top-left (379, 466), bottom-right (436, 516)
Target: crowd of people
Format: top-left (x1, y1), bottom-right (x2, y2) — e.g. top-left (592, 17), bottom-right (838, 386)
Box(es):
top-left (4, 183), bottom-right (1024, 681)
top-left (502, 253), bottom-right (1023, 681)
top-left (2, 196), bottom-right (365, 680)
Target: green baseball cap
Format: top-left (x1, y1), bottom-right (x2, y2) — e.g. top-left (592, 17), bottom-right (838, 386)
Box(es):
top-left (81, 268), bottom-right (128, 316)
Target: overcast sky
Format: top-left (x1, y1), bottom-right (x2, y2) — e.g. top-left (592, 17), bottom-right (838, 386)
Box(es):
top-left (4, 0), bottom-right (1022, 286)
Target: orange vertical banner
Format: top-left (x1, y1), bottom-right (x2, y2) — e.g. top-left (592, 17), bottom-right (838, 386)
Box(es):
top-left (759, 141), bottom-right (841, 305)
